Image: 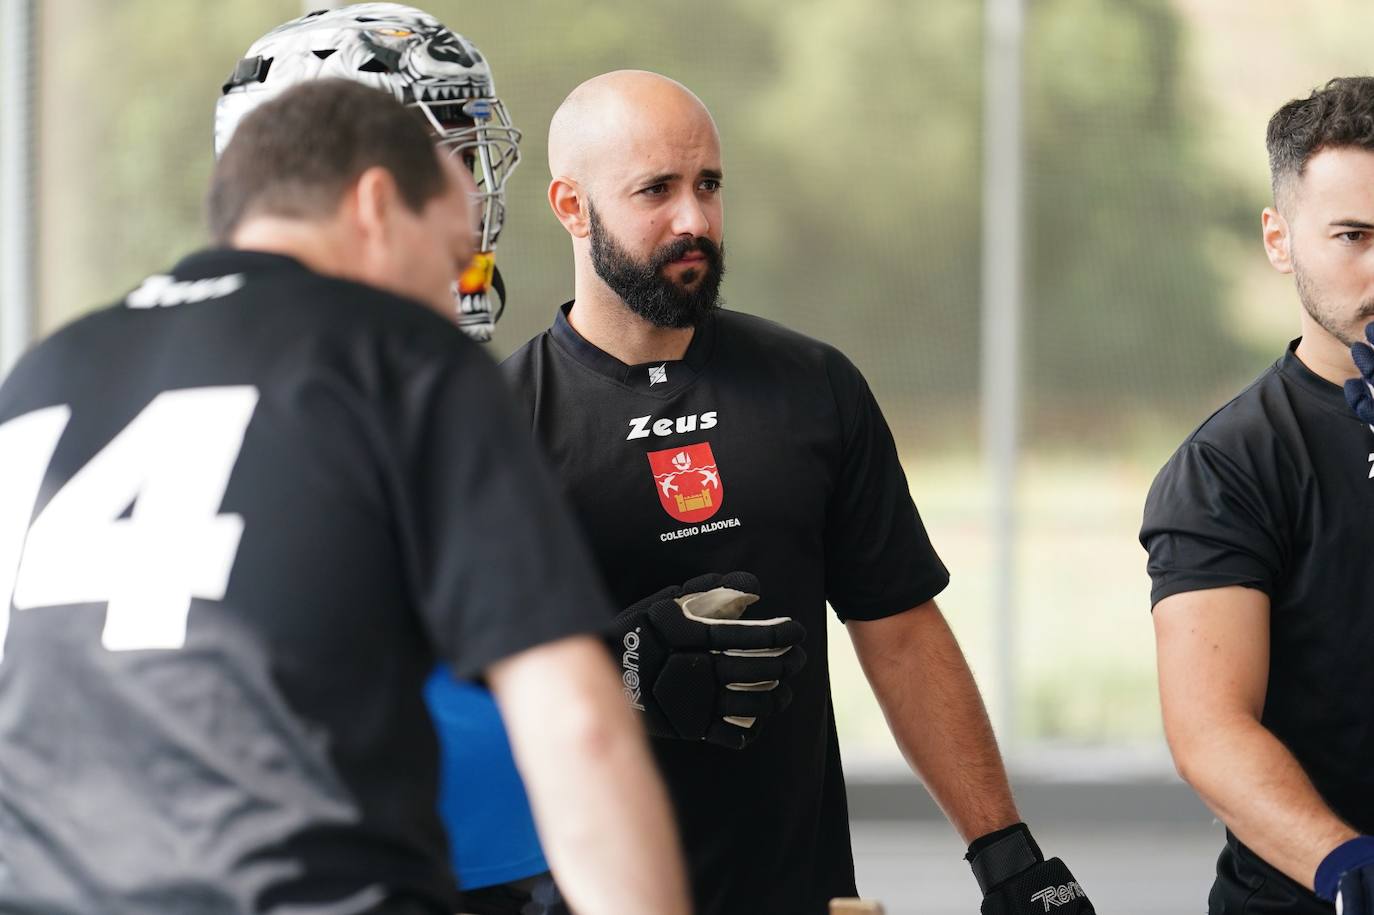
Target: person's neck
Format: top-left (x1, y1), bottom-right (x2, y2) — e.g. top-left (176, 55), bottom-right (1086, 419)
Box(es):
top-left (1294, 317), bottom-right (1360, 386)
top-left (568, 276), bottom-right (695, 366)
top-left (230, 218), bottom-right (356, 281)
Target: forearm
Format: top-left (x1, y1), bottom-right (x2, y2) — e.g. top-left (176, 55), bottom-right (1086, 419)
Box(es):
top-left (1154, 587), bottom-right (1357, 891)
top-left (490, 636), bottom-right (691, 915)
top-left (848, 604), bottom-right (1019, 841)
top-left (1173, 713), bottom-right (1356, 889)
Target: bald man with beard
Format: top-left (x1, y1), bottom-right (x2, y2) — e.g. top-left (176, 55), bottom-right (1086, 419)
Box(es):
top-left (494, 70), bottom-right (1096, 914)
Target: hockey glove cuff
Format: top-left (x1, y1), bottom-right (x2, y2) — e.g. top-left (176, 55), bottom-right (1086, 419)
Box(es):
top-left (967, 823), bottom-right (1095, 914)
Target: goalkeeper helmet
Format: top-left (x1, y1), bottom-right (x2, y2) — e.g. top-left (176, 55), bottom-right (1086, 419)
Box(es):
top-left (216, 3), bottom-right (520, 341)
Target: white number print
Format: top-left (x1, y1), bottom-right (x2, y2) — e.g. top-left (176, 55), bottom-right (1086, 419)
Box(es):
top-left (0, 387), bottom-right (259, 659)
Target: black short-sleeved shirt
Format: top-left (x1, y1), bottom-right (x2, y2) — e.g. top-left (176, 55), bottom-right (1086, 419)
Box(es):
top-left (1141, 340), bottom-right (1374, 910)
top-left (0, 251), bottom-right (612, 915)
top-left (502, 303), bottom-right (949, 915)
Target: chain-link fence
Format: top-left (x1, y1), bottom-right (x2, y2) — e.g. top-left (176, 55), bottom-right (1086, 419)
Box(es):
top-left (8, 0), bottom-right (1374, 765)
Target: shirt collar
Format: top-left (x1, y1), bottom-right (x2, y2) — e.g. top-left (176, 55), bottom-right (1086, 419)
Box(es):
top-left (548, 301), bottom-right (717, 394)
top-left (168, 247), bottom-right (311, 280)
top-left (1280, 337), bottom-right (1364, 423)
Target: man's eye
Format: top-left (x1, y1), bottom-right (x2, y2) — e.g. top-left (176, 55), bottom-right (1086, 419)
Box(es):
top-left (641, 184), bottom-right (668, 196)
top-left (1339, 230), bottom-right (1368, 243)
top-left (699, 179), bottom-right (722, 192)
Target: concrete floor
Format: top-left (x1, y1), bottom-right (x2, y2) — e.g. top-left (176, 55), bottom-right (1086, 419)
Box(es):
top-left (850, 819), bottom-right (1223, 914)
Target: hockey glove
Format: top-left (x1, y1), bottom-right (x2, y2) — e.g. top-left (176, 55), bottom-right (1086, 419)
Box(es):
top-left (1316, 836), bottom-right (1374, 913)
top-left (609, 571), bottom-right (806, 749)
top-left (966, 823), bottom-right (1095, 915)
top-left (1344, 325), bottom-right (1374, 427)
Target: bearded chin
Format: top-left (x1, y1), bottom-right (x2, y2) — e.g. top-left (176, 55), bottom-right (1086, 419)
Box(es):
top-left (588, 205), bottom-right (724, 329)
top-left (1295, 259), bottom-right (1367, 347)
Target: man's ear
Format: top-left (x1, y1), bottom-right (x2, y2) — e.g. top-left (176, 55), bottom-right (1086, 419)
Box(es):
top-left (1262, 206), bottom-right (1294, 275)
top-left (549, 176), bottom-right (590, 239)
top-left (353, 166), bottom-right (401, 244)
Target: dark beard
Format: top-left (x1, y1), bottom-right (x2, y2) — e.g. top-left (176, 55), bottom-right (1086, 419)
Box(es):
top-left (588, 204), bottom-right (725, 329)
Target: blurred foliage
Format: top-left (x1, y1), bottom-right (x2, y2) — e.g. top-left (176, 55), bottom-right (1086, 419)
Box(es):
top-left (1023, 0), bottom-right (1255, 440)
top-left (40, 0), bottom-right (1256, 450)
top-left (36, 0), bottom-right (1372, 750)
top-left (38, 1), bottom-right (301, 319)
top-left (26, 0), bottom-right (1374, 750)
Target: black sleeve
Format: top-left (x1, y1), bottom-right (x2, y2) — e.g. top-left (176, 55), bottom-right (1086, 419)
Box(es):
top-left (1140, 440), bottom-right (1285, 608)
top-left (383, 338), bottom-right (614, 678)
top-left (822, 350), bottom-right (950, 621)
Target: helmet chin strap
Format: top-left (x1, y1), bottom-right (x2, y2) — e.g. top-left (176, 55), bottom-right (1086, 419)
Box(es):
top-left (490, 263), bottom-right (506, 325)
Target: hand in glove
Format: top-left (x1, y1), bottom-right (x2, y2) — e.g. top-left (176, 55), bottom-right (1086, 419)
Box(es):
top-left (1344, 324), bottom-right (1374, 427)
top-left (610, 571), bottom-right (806, 749)
top-left (967, 823), bottom-right (1095, 914)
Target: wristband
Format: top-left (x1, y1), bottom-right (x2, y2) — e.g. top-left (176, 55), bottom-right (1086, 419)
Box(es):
top-left (966, 822), bottom-right (1043, 895)
top-left (1316, 836), bottom-right (1374, 901)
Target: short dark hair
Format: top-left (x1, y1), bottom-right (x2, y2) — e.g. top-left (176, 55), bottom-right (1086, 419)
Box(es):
top-left (1267, 76), bottom-right (1374, 208)
top-left (208, 79), bottom-right (446, 243)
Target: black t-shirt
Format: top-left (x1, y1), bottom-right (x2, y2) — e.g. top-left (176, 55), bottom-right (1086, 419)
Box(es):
top-left (1141, 340), bottom-right (1374, 909)
top-left (502, 303), bottom-right (949, 915)
top-left (0, 251), bottom-right (612, 915)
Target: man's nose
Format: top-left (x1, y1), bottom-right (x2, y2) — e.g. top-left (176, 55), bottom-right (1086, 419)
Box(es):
top-left (669, 191), bottom-right (711, 238)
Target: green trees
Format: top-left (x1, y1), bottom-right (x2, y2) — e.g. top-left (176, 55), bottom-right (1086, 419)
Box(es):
top-left (1023, 0), bottom-right (1253, 440)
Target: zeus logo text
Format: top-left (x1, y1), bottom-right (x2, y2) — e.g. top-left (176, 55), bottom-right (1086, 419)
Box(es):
top-left (626, 411), bottom-right (717, 441)
top-left (1030, 882), bottom-right (1086, 911)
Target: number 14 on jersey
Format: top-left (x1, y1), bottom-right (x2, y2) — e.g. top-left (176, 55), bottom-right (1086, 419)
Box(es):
top-left (0, 387), bottom-right (259, 661)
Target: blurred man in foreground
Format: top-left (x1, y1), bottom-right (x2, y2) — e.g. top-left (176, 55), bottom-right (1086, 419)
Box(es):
top-left (498, 68), bottom-right (1094, 915)
top-left (0, 79), bottom-right (688, 915)
top-left (216, 8), bottom-right (574, 911)
top-left (1146, 76), bottom-right (1374, 912)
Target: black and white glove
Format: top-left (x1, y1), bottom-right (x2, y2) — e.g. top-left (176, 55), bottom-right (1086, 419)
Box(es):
top-left (966, 823), bottom-right (1095, 914)
top-left (609, 571), bottom-right (806, 749)
top-left (1316, 836), bottom-right (1374, 913)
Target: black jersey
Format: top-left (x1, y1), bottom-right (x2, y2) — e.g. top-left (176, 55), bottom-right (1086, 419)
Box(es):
top-left (1141, 340), bottom-right (1374, 911)
top-left (0, 250), bottom-right (612, 915)
top-left (502, 304), bottom-right (949, 915)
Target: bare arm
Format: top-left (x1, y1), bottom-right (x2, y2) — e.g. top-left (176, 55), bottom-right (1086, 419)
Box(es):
top-left (847, 600), bottom-right (1019, 841)
top-left (487, 634), bottom-right (691, 915)
top-left (1155, 586), bottom-right (1356, 889)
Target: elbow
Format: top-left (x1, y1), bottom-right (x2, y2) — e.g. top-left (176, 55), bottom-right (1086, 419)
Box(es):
top-left (541, 676), bottom-right (643, 770)
top-left (1163, 714), bottom-right (1213, 790)
top-left (493, 635), bottom-right (642, 766)
top-left (1167, 740), bottom-right (1202, 790)
top-left (1162, 709), bottom-right (1258, 795)
top-left (556, 699), bottom-right (631, 764)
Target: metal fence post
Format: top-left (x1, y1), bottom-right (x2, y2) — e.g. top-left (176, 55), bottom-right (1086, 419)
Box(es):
top-left (1, 0), bottom-right (38, 379)
top-left (981, 0), bottom-right (1026, 750)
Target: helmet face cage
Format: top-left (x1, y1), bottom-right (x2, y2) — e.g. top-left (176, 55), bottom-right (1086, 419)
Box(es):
top-left (414, 96), bottom-right (521, 252)
top-left (215, 3), bottom-right (521, 341)
top-left (411, 93), bottom-right (521, 342)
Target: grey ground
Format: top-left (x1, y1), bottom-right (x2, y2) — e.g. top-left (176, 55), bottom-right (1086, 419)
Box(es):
top-left (852, 819), bottom-right (1221, 914)
top-left (846, 771), bottom-right (1223, 914)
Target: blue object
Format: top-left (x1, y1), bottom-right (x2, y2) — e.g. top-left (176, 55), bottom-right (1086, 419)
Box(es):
top-left (1344, 328), bottom-right (1374, 426)
top-left (424, 667), bottom-right (547, 890)
top-left (1315, 836), bottom-right (1374, 902)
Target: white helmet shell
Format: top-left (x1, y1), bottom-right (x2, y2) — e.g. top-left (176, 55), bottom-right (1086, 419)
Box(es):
top-left (216, 3), bottom-right (520, 341)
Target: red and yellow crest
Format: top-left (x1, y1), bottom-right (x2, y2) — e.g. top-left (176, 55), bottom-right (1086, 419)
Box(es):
top-left (646, 442), bottom-right (723, 524)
